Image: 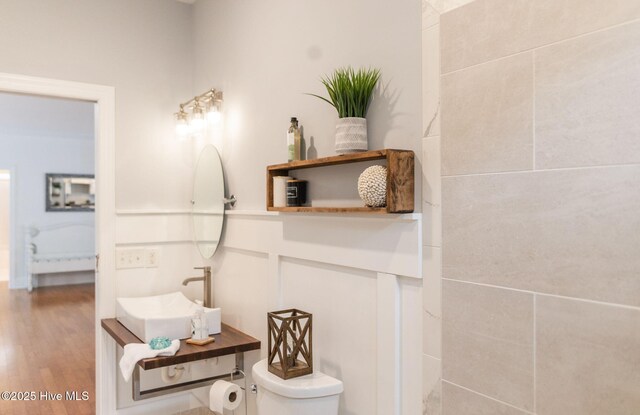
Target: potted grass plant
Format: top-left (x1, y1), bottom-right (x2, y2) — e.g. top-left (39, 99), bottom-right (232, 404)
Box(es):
top-left (308, 67), bottom-right (381, 154)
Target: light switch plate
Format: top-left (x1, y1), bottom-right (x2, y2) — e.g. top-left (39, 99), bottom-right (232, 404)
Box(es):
top-left (146, 248), bottom-right (160, 267)
top-left (116, 248), bottom-right (147, 269)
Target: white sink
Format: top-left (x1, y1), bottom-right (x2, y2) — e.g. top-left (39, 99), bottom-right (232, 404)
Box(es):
top-left (116, 292), bottom-right (221, 343)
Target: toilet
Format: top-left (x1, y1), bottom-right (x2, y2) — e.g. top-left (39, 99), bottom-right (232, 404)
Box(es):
top-left (252, 359), bottom-right (344, 415)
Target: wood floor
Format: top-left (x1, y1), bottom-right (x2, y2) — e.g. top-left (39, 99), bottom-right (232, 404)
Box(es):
top-left (0, 282), bottom-right (95, 415)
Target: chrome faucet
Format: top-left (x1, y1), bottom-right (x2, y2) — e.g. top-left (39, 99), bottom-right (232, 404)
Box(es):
top-left (182, 266), bottom-right (212, 308)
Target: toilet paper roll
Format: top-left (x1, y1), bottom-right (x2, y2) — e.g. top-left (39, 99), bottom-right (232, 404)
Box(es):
top-left (209, 380), bottom-right (243, 413)
top-left (273, 176), bottom-right (292, 207)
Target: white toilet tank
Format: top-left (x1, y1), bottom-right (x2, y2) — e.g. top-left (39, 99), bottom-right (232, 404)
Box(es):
top-left (252, 359), bottom-right (343, 415)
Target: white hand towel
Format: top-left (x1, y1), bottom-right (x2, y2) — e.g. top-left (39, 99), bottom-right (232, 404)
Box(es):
top-left (119, 339), bottom-right (180, 382)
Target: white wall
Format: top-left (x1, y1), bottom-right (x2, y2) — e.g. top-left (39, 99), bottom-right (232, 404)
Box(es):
top-left (192, 0), bottom-right (422, 211)
top-left (0, 1), bottom-right (201, 412)
top-left (0, 0), bottom-right (195, 211)
top-left (0, 175), bottom-right (9, 281)
top-left (207, 213), bottom-right (422, 415)
top-left (0, 3), bottom-right (196, 292)
top-left (190, 1), bottom-right (423, 414)
top-left (0, 133), bottom-right (94, 287)
top-left (1, 1), bottom-right (423, 413)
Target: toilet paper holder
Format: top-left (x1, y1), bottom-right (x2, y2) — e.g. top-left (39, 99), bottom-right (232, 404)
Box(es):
top-left (211, 369), bottom-right (247, 413)
top-left (132, 352), bottom-right (248, 402)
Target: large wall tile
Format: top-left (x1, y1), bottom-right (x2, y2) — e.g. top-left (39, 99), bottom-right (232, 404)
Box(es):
top-left (441, 0), bottom-right (640, 73)
top-left (442, 280), bottom-right (533, 411)
top-left (423, 246), bottom-right (441, 358)
top-left (422, 137), bottom-right (441, 246)
top-left (423, 24), bottom-right (440, 137)
top-left (441, 53), bottom-right (533, 176)
top-left (422, 0), bottom-right (440, 30)
top-left (441, 0), bottom-right (534, 73)
top-left (423, 355), bottom-right (442, 415)
top-left (537, 296), bottom-right (640, 415)
top-left (536, 21), bottom-right (640, 169)
top-left (442, 382), bottom-right (530, 415)
top-left (442, 166), bottom-right (640, 306)
top-left (428, 0), bottom-right (476, 14)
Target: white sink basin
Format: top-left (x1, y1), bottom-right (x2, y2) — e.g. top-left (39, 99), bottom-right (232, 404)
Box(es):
top-left (116, 292), bottom-right (221, 343)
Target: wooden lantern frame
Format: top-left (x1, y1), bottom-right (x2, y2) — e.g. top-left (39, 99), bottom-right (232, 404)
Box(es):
top-left (267, 309), bottom-right (313, 380)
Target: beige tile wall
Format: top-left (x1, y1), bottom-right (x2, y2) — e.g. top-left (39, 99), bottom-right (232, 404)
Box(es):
top-left (423, 0), bottom-right (640, 414)
top-left (536, 296), bottom-right (640, 415)
top-left (535, 21), bottom-right (640, 169)
top-left (442, 166), bottom-right (640, 307)
top-left (441, 53), bottom-right (534, 175)
top-left (422, 1), bottom-right (445, 413)
top-left (442, 382), bottom-right (530, 415)
top-left (442, 280), bottom-right (534, 410)
top-left (440, 0), bottom-right (640, 74)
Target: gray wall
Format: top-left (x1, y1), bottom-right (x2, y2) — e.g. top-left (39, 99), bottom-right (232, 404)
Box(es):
top-left (191, 0), bottom-right (422, 210)
top-left (191, 2), bottom-right (423, 414)
top-left (423, 0), bottom-right (640, 414)
top-left (0, 0), bottom-right (194, 210)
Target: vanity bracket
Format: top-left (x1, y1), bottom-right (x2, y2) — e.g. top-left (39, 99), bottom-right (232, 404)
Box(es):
top-left (101, 319), bottom-right (261, 401)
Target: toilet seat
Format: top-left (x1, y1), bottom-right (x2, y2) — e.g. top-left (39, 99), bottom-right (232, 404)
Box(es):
top-left (252, 359), bottom-right (344, 399)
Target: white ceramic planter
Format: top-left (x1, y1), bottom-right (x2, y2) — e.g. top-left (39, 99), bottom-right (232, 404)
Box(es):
top-left (335, 117), bottom-right (367, 154)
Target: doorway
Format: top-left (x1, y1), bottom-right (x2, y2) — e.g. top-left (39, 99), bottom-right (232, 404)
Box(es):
top-left (0, 72), bottom-right (116, 415)
top-left (0, 170), bottom-right (9, 282)
top-left (0, 92), bottom-right (96, 290)
top-left (0, 90), bottom-right (97, 412)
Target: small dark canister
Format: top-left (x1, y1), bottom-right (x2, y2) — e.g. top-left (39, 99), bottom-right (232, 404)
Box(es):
top-left (286, 179), bottom-right (307, 207)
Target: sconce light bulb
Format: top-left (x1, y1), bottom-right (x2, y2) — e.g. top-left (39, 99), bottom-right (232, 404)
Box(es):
top-left (174, 89), bottom-right (224, 137)
top-left (190, 102), bottom-right (206, 132)
top-left (175, 110), bottom-right (189, 137)
top-left (206, 109), bottom-right (222, 124)
top-left (176, 120), bottom-right (189, 137)
top-left (190, 114), bottom-right (205, 132)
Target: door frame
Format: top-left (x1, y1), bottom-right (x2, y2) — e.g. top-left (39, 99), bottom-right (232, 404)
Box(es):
top-left (0, 166), bottom-right (17, 287)
top-left (0, 72), bottom-right (116, 414)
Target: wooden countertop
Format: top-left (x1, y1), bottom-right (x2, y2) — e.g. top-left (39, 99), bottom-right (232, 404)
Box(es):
top-left (101, 318), bottom-right (261, 370)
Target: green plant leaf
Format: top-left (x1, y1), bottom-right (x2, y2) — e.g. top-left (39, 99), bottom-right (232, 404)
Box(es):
top-left (304, 93), bottom-right (336, 109)
top-left (306, 66), bottom-right (381, 118)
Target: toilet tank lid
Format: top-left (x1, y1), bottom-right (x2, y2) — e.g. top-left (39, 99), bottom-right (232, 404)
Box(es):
top-left (252, 359), bottom-right (344, 399)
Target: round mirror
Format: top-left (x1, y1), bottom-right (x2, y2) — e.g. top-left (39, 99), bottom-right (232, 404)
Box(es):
top-left (192, 145), bottom-right (225, 258)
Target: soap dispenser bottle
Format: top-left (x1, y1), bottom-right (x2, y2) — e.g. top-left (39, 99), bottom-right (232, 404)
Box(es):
top-left (287, 117), bottom-right (301, 162)
top-left (198, 302), bottom-right (209, 339)
top-left (191, 300), bottom-right (208, 340)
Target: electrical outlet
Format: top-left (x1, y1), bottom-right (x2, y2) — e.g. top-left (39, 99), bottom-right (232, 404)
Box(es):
top-left (130, 249), bottom-right (145, 266)
top-left (146, 248), bottom-right (160, 268)
top-left (116, 248), bottom-right (128, 269)
top-left (116, 248), bottom-right (147, 269)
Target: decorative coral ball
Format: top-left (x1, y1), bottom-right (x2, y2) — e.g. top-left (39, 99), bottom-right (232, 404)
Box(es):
top-left (358, 165), bottom-right (387, 207)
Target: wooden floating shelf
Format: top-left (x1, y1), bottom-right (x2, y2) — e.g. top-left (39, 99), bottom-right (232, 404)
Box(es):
top-left (268, 206), bottom-right (387, 213)
top-left (266, 149), bottom-right (415, 214)
top-left (101, 319), bottom-right (261, 370)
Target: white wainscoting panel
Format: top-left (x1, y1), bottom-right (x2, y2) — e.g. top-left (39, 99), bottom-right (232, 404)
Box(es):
top-left (223, 212), bottom-right (423, 278)
top-left (111, 210), bottom-right (423, 415)
top-left (281, 258), bottom-right (379, 415)
top-left (220, 212), bottom-right (423, 415)
top-left (401, 276), bottom-right (424, 415)
top-left (377, 273), bottom-right (401, 415)
top-left (116, 211), bottom-right (193, 245)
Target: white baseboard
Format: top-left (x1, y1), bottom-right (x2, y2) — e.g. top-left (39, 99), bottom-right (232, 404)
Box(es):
top-left (35, 270), bottom-right (95, 287)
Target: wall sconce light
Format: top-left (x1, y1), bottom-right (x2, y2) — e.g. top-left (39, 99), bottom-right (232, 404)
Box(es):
top-left (175, 89), bottom-right (223, 138)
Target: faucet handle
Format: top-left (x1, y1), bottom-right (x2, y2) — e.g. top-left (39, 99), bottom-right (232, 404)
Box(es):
top-left (194, 266), bottom-right (211, 271)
